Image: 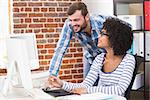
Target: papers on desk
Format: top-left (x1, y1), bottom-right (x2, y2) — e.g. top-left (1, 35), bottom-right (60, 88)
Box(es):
top-left (57, 93), bottom-right (116, 100)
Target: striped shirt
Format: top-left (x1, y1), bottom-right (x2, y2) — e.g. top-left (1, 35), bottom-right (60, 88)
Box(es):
top-left (62, 53), bottom-right (135, 96)
top-left (49, 15), bottom-right (107, 76)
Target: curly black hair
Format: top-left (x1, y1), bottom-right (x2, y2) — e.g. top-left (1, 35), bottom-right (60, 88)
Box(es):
top-left (102, 17), bottom-right (133, 55)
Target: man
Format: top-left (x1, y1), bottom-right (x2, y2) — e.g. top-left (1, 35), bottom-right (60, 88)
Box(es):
top-left (49, 2), bottom-right (106, 78)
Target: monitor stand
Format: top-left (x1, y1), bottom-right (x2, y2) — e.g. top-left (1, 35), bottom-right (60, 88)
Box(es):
top-left (1, 60), bottom-right (33, 96)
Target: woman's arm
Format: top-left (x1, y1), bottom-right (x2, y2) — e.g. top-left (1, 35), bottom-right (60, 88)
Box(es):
top-left (87, 54), bottom-right (135, 96)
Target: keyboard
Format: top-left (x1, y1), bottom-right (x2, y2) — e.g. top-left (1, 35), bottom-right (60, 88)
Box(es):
top-left (43, 88), bottom-right (74, 97)
top-left (28, 88), bottom-right (55, 100)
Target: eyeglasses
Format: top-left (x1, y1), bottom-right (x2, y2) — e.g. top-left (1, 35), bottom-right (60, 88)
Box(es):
top-left (100, 31), bottom-right (109, 37)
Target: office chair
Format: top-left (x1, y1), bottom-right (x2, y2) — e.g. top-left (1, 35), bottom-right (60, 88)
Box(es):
top-left (124, 55), bottom-right (144, 100)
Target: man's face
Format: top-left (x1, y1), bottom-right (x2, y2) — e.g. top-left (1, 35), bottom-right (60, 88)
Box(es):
top-left (68, 10), bottom-right (88, 33)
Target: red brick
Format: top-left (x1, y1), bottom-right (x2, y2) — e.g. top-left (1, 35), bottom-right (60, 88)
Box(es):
top-left (34, 29), bottom-right (41, 33)
top-left (74, 43), bottom-right (81, 47)
top-left (55, 18), bottom-right (61, 22)
top-left (64, 8), bottom-right (68, 12)
top-left (36, 34), bottom-right (44, 38)
top-left (14, 24), bottom-right (27, 28)
top-left (25, 8), bottom-right (32, 12)
top-left (45, 24), bottom-right (58, 28)
top-left (26, 29), bottom-right (32, 33)
top-left (39, 61), bottom-right (48, 65)
top-left (70, 48), bottom-right (76, 52)
top-left (58, 3), bottom-right (71, 7)
top-left (13, 3), bottom-right (27, 7)
top-left (49, 8), bottom-right (55, 12)
top-left (44, 3), bottom-right (57, 6)
top-left (57, 8), bottom-right (63, 12)
top-left (13, 13), bottom-right (27, 17)
top-left (48, 49), bottom-right (55, 53)
top-left (77, 79), bottom-right (83, 83)
top-left (59, 75), bottom-right (72, 80)
top-left (37, 44), bottom-right (44, 49)
top-left (74, 53), bottom-right (83, 57)
top-left (44, 13), bottom-right (58, 17)
top-left (13, 8), bottom-right (19, 12)
top-left (25, 18), bottom-right (32, 23)
top-left (59, 70), bottom-right (63, 75)
top-left (29, 13), bottom-right (43, 17)
top-left (64, 54), bottom-right (73, 58)
top-left (77, 58), bottom-right (82, 63)
top-left (78, 69), bottom-right (83, 73)
top-left (61, 65), bottom-right (73, 69)
top-left (39, 55), bottom-right (44, 59)
top-left (70, 59), bottom-right (76, 63)
top-left (73, 74), bottom-right (83, 78)
top-left (20, 8), bottom-right (25, 12)
top-left (45, 44), bottom-right (56, 48)
top-left (13, 19), bottom-right (22, 23)
top-left (58, 13), bottom-right (67, 17)
top-left (41, 8), bottom-right (48, 12)
top-left (47, 39), bottom-right (54, 43)
top-left (62, 18), bottom-right (67, 22)
top-left (0, 69), bottom-right (7, 73)
top-left (62, 59), bottom-right (69, 64)
top-left (74, 64), bottom-right (83, 68)
top-left (33, 18), bottom-right (46, 22)
top-left (58, 23), bottom-right (64, 27)
top-left (64, 70), bottom-right (71, 74)
top-left (29, 24), bottom-right (43, 28)
top-left (47, 18), bottom-right (54, 22)
top-left (77, 48), bottom-right (83, 52)
top-left (13, 30), bottom-right (21, 33)
top-left (71, 69), bottom-right (77, 74)
top-left (28, 3), bottom-right (42, 7)
top-left (34, 8), bottom-right (40, 12)
top-left (70, 80), bottom-right (77, 83)
top-left (45, 55), bottom-right (53, 59)
top-left (40, 50), bottom-right (47, 54)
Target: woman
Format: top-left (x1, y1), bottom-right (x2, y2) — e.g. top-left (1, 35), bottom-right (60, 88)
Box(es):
top-left (48, 17), bottom-right (135, 96)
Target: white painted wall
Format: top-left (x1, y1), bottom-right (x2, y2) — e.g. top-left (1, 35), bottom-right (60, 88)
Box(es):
top-left (0, 0), bottom-right (13, 68)
top-left (82, 0), bottom-right (114, 16)
top-left (0, 0), bottom-right (10, 36)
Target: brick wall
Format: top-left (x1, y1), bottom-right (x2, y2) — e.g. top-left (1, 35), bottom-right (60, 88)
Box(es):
top-left (0, 0), bottom-right (83, 83)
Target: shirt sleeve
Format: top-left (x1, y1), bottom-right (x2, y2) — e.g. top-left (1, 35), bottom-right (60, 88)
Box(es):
top-left (49, 19), bottom-right (73, 76)
top-left (62, 53), bottom-right (105, 91)
top-left (87, 54), bottom-right (135, 96)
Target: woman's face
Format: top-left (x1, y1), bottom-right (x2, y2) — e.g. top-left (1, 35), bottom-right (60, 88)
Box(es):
top-left (98, 29), bottom-right (110, 48)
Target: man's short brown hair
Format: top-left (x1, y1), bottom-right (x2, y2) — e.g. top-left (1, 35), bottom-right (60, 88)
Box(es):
top-left (67, 2), bottom-right (88, 17)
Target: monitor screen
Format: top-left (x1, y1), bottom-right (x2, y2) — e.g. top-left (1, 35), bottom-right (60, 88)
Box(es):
top-left (7, 33), bottom-right (40, 70)
top-left (1, 33), bottom-right (41, 95)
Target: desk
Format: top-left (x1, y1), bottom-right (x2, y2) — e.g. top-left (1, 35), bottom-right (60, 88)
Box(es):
top-left (0, 88), bottom-right (126, 100)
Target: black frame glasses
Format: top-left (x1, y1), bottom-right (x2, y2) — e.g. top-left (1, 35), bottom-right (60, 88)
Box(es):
top-left (100, 31), bottom-right (109, 36)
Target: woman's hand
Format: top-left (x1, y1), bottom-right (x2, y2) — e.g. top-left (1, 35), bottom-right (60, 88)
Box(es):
top-left (47, 76), bottom-right (63, 88)
top-left (71, 88), bottom-right (87, 94)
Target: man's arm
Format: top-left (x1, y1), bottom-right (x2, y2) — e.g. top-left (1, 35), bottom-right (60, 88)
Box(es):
top-left (49, 20), bottom-right (73, 76)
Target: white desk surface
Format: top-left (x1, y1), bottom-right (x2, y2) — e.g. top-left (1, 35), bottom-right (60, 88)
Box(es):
top-left (0, 88), bottom-right (126, 100)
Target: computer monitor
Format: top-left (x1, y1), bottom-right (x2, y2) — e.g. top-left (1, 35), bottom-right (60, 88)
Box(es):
top-left (1, 33), bottom-right (42, 96)
top-left (7, 33), bottom-right (40, 70)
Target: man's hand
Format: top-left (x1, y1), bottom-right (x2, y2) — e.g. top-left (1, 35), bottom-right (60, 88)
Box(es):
top-left (47, 76), bottom-right (63, 88)
top-left (71, 88), bottom-right (87, 94)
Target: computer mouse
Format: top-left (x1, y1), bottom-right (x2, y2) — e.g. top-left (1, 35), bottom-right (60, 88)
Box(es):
top-left (42, 87), bottom-right (51, 92)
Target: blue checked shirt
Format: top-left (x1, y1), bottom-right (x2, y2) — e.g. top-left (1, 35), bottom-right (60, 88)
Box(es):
top-left (49, 15), bottom-right (107, 76)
